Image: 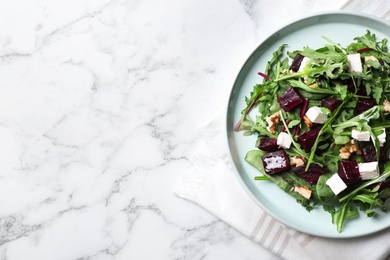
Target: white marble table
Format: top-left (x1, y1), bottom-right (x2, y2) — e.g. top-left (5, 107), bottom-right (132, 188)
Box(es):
top-left (1, 1), bottom-right (387, 259)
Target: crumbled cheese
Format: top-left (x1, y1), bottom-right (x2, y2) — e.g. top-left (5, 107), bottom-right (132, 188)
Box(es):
top-left (351, 129), bottom-right (370, 141)
top-left (358, 161), bottom-right (379, 180)
top-left (376, 129), bottom-right (386, 147)
top-left (266, 112), bottom-right (280, 134)
top-left (293, 186), bottom-right (312, 199)
top-left (305, 106), bottom-right (327, 124)
top-left (277, 132), bottom-right (291, 149)
top-left (298, 57), bottom-right (310, 72)
top-left (347, 53), bottom-right (363, 73)
top-left (326, 173), bottom-right (347, 195)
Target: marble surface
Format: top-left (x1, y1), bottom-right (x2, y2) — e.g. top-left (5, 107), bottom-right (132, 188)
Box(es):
top-left (0, 0), bottom-right (386, 259)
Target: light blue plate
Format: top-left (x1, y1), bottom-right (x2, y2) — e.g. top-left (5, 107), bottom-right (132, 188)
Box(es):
top-left (226, 11), bottom-right (390, 238)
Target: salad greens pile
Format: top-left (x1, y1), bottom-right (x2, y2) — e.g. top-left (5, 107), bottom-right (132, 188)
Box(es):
top-left (234, 31), bottom-right (390, 232)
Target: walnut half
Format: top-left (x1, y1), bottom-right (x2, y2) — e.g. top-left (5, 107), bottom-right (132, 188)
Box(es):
top-left (293, 186), bottom-right (312, 200)
top-left (266, 112), bottom-right (280, 134)
top-left (302, 115), bottom-right (313, 128)
top-left (339, 139), bottom-right (359, 159)
top-left (290, 156), bottom-right (305, 167)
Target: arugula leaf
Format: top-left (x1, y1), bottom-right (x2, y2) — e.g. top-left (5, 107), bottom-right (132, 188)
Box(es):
top-left (334, 200), bottom-right (359, 233)
top-left (316, 174), bottom-right (339, 206)
top-left (289, 79), bottom-right (337, 95)
top-left (353, 30), bottom-right (390, 63)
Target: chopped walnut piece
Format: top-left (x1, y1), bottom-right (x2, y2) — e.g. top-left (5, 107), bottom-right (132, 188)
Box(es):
top-left (339, 139), bottom-right (359, 159)
top-left (290, 156), bottom-right (305, 167)
top-left (293, 186), bottom-right (312, 200)
top-left (364, 55), bottom-right (378, 67)
top-left (383, 100), bottom-right (390, 113)
top-left (266, 112), bottom-right (280, 134)
top-left (339, 149), bottom-right (351, 159)
top-left (303, 115), bottom-right (313, 128)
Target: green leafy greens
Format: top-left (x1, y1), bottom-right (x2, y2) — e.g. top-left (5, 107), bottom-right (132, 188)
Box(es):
top-left (235, 31), bottom-right (390, 233)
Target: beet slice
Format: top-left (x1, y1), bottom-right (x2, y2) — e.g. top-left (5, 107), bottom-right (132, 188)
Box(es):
top-left (346, 79), bottom-right (367, 95)
top-left (258, 137), bottom-right (279, 152)
top-left (297, 126), bottom-right (322, 153)
top-left (293, 164), bottom-right (327, 184)
top-left (361, 145), bottom-right (386, 162)
top-left (338, 160), bottom-right (361, 185)
top-left (321, 97), bottom-right (342, 112)
top-left (379, 181), bottom-right (390, 192)
top-left (354, 98), bottom-right (376, 115)
top-left (290, 53), bottom-right (305, 72)
top-left (347, 80), bottom-right (356, 93)
top-left (261, 150), bottom-right (290, 174)
top-left (277, 86), bottom-right (304, 112)
top-left (370, 181), bottom-right (390, 194)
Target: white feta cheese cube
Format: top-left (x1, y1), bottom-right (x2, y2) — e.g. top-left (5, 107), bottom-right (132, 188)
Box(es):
top-left (326, 173), bottom-right (347, 195)
top-left (351, 129), bottom-right (370, 141)
top-left (358, 161), bottom-right (379, 180)
top-left (378, 129), bottom-right (386, 147)
top-left (305, 106), bottom-right (327, 124)
top-left (347, 53), bottom-right (363, 73)
top-left (277, 132), bottom-right (291, 149)
top-left (298, 57), bottom-right (310, 72)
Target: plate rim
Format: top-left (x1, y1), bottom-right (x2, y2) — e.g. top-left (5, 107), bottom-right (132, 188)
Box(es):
top-left (224, 10), bottom-right (390, 238)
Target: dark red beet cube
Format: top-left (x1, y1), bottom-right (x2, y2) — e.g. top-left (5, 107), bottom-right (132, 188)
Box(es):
top-left (293, 164), bottom-right (327, 184)
top-left (258, 137), bottom-right (279, 152)
top-left (261, 150), bottom-right (290, 174)
top-left (278, 87), bottom-right (304, 112)
top-left (354, 98), bottom-right (376, 115)
top-left (338, 160), bottom-right (361, 185)
top-left (357, 87), bottom-right (367, 96)
top-left (321, 97), bottom-right (342, 112)
top-left (361, 145), bottom-right (386, 162)
top-left (297, 126), bottom-right (322, 153)
top-left (347, 80), bottom-right (356, 93)
top-left (346, 79), bottom-right (366, 95)
top-left (379, 181), bottom-right (390, 192)
top-left (290, 53), bottom-right (305, 72)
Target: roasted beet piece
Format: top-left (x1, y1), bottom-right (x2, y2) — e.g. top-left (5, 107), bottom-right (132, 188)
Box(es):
top-left (369, 181), bottom-right (390, 195)
top-left (258, 137), bottom-right (279, 152)
top-left (379, 181), bottom-right (390, 192)
top-left (347, 80), bottom-right (356, 93)
top-left (290, 53), bottom-right (305, 72)
top-left (338, 160), bottom-right (361, 185)
top-left (361, 145), bottom-right (386, 162)
top-left (361, 146), bottom-right (376, 162)
top-left (354, 98), bottom-right (376, 115)
top-left (293, 164), bottom-right (327, 184)
top-left (321, 97), bottom-right (342, 112)
top-left (261, 150), bottom-right (290, 174)
top-left (277, 87), bottom-right (304, 112)
top-left (357, 87), bottom-right (367, 96)
top-left (346, 79), bottom-right (367, 95)
top-left (297, 126), bottom-right (322, 153)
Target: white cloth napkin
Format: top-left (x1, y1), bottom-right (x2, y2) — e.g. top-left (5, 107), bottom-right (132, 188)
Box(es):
top-left (175, 116), bottom-right (390, 260)
top-left (175, 1), bottom-right (390, 260)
